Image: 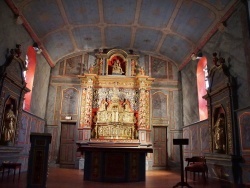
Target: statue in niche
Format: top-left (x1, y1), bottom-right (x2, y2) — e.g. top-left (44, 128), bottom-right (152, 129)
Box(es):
top-left (213, 113), bottom-right (226, 152)
top-left (112, 59), bottom-right (124, 74)
top-left (2, 104), bottom-right (16, 144)
top-left (123, 99), bottom-right (131, 112)
top-left (99, 98), bottom-right (108, 111)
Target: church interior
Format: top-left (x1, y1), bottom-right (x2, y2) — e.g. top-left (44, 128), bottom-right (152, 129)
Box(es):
top-left (1, 0), bottom-right (250, 187)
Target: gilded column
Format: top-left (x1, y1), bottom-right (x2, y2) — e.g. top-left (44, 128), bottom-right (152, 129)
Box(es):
top-left (136, 75), bottom-right (154, 143)
top-left (78, 74), bottom-right (97, 140)
top-left (138, 83), bottom-right (147, 129)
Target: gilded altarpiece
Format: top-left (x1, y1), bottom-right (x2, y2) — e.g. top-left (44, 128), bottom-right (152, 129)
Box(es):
top-left (78, 49), bottom-right (154, 144)
top-left (77, 50), bottom-right (153, 182)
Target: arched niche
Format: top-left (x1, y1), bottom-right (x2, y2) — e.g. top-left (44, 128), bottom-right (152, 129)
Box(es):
top-left (107, 54), bottom-right (126, 75)
top-left (1, 97), bottom-right (17, 145)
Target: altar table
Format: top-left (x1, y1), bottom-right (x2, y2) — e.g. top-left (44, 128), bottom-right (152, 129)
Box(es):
top-left (77, 142), bottom-right (153, 182)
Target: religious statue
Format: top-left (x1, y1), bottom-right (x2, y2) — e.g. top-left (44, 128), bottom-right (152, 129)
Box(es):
top-left (88, 65), bottom-right (94, 74)
top-left (138, 66), bottom-right (145, 76)
top-left (213, 113), bottom-right (226, 152)
top-left (99, 98), bottom-right (108, 111)
top-left (14, 44), bottom-right (22, 58)
top-left (2, 104), bottom-right (16, 144)
top-left (213, 52), bottom-right (225, 67)
top-left (123, 99), bottom-right (131, 112)
top-left (112, 59), bottom-right (124, 74)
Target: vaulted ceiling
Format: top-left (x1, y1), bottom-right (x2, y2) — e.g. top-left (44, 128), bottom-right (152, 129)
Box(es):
top-left (7, 0), bottom-right (238, 69)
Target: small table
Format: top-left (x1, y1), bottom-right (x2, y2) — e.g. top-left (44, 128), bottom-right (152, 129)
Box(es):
top-left (1, 162), bottom-right (22, 182)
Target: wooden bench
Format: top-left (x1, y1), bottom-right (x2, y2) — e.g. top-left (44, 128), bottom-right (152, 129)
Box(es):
top-left (185, 156), bottom-right (208, 182)
top-left (1, 162), bottom-right (21, 182)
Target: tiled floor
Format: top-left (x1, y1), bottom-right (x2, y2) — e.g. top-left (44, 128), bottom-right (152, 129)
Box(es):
top-left (0, 166), bottom-right (245, 188)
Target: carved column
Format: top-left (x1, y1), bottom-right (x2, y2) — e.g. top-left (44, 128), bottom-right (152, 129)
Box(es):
top-left (78, 74), bottom-right (97, 140)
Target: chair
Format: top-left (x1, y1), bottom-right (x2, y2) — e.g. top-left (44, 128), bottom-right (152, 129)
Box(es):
top-left (185, 156), bottom-right (208, 182)
top-left (1, 162), bottom-right (22, 182)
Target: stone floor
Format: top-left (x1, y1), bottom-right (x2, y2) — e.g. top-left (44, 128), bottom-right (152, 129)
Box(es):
top-left (0, 166), bottom-right (245, 188)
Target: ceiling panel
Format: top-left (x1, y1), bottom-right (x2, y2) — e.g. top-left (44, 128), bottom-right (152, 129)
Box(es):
top-left (160, 34), bottom-right (192, 64)
top-left (22, 0), bottom-right (64, 38)
top-left (43, 30), bottom-right (74, 61)
top-left (133, 28), bottom-right (162, 51)
top-left (105, 26), bottom-right (131, 48)
top-left (171, 1), bottom-right (215, 42)
top-left (103, 0), bottom-right (137, 25)
top-left (138, 0), bottom-right (177, 28)
top-left (62, 0), bottom-right (100, 25)
top-left (205, 0), bottom-right (232, 10)
top-left (72, 26), bottom-right (102, 50)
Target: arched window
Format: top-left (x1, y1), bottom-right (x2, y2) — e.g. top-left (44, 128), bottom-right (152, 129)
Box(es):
top-left (23, 46), bottom-right (37, 111)
top-left (197, 57), bottom-right (208, 120)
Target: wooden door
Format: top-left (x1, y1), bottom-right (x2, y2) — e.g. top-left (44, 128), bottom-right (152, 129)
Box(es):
top-left (59, 122), bottom-right (76, 168)
top-left (153, 126), bottom-right (167, 167)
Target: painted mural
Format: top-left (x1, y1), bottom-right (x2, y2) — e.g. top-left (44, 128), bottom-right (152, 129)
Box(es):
top-left (151, 57), bottom-right (173, 79)
top-left (65, 55), bottom-right (83, 75)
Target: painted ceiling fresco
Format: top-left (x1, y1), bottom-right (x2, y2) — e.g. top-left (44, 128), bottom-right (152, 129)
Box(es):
top-left (8, 0), bottom-right (237, 68)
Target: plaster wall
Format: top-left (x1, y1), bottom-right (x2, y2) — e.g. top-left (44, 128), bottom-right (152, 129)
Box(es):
top-left (181, 60), bottom-right (200, 126)
top-left (202, 6), bottom-right (250, 110)
top-left (0, 1), bottom-right (33, 65)
top-left (30, 54), bottom-right (51, 118)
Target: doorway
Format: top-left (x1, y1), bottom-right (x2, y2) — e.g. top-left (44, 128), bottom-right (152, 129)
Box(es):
top-left (59, 122), bottom-right (76, 168)
top-left (153, 126), bottom-right (167, 167)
